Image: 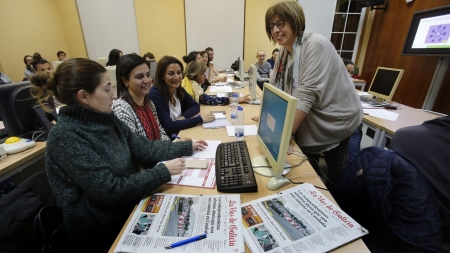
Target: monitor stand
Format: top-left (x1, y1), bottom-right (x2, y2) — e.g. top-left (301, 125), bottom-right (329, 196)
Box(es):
top-left (252, 156), bottom-right (291, 191)
top-left (249, 99), bottom-right (261, 105)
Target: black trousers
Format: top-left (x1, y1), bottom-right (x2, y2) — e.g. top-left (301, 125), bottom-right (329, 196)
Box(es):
top-left (301, 136), bottom-right (350, 187)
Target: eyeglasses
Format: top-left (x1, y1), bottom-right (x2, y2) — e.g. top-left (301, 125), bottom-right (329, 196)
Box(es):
top-left (268, 19), bottom-right (286, 30)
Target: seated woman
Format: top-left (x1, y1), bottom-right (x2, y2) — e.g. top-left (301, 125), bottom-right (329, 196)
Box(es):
top-left (112, 54), bottom-right (170, 141)
top-left (32, 57), bottom-right (53, 73)
top-left (106, 49), bottom-right (123, 66)
top-left (23, 55), bottom-right (34, 80)
top-left (30, 58), bottom-right (207, 252)
top-left (182, 51), bottom-right (201, 64)
top-left (181, 61), bottom-right (250, 105)
top-left (148, 56), bottom-right (215, 139)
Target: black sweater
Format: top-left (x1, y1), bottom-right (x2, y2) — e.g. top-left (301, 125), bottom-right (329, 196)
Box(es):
top-left (46, 104), bottom-right (192, 251)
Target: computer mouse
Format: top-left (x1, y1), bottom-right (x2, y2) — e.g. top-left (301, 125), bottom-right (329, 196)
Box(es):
top-left (5, 136), bottom-right (21, 144)
top-left (266, 176), bottom-right (290, 191)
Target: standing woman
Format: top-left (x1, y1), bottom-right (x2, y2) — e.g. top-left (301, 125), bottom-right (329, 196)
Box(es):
top-left (112, 54), bottom-right (170, 141)
top-left (106, 49), bottom-right (123, 66)
top-left (149, 56), bottom-right (215, 139)
top-left (265, 1), bottom-right (362, 185)
top-left (30, 58), bottom-right (207, 252)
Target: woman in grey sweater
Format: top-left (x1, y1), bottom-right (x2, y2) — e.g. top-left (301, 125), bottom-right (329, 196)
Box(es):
top-left (265, 1), bottom-right (363, 185)
top-left (30, 58), bottom-right (207, 252)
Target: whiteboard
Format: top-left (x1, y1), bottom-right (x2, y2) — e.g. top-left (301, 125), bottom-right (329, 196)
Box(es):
top-left (185, 0), bottom-right (245, 70)
top-left (76, 0), bottom-right (140, 60)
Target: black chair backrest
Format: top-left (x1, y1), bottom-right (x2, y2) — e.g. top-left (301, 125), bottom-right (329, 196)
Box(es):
top-left (33, 205), bottom-right (70, 253)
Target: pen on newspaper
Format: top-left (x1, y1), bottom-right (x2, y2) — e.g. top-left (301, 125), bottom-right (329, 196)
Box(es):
top-left (171, 134), bottom-right (181, 139)
top-left (165, 233), bottom-right (207, 249)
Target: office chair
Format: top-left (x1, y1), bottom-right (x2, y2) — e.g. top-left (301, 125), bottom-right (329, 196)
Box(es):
top-left (33, 205), bottom-right (70, 253)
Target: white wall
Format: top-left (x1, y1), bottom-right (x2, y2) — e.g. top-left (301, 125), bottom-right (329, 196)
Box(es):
top-left (76, 0), bottom-right (140, 60)
top-left (185, 0), bottom-right (245, 70)
top-left (298, 0), bottom-right (336, 39)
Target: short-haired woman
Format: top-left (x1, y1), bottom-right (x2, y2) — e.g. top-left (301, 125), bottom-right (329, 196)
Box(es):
top-left (30, 58), bottom-right (207, 252)
top-left (112, 54), bottom-right (170, 141)
top-left (148, 56), bottom-right (215, 139)
top-left (265, 1), bottom-right (362, 185)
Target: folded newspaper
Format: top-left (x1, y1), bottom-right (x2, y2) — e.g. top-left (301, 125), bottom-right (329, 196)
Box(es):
top-left (114, 193), bottom-right (244, 253)
top-left (241, 183), bottom-right (368, 253)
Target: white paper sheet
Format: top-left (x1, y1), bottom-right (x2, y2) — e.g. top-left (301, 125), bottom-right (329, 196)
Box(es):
top-left (190, 140), bottom-right (221, 159)
top-left (357, 92), bottom-right (369, 96)
top-left (363, 108), bottom-right (399, 121)
top-left (225, 125), bottom-right (258, 136)
top-left (209, 86), bottom-right (233, 92)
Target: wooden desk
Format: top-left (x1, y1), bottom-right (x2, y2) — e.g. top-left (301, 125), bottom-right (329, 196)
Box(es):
top-left (0, 142), bottom-right (46, 181)
top-left (353, 79), bottom-right (366, 91)
top-left (362, 104), bottom-right (439, 148)
top-left (109, 86), bottom-right (369, 253)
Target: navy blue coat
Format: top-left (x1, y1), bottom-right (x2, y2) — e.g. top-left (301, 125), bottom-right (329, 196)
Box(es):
top-left (333, 147), bottom-right (441, 252)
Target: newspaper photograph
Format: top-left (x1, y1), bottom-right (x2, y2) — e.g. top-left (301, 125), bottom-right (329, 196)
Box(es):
top-left (114, 193), bottom-right (244, 253)
top-left (242, 183), bottom-right (368, 253)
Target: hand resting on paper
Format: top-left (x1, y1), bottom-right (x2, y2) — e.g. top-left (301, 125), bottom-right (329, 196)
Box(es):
top-left (164, 158), bottom-right (186, 175)
top-left (201, 112), bottom-right (215, 123)
top-left (193, 140), bottom-right (208, 151)
top-left (251, 116), bottom-right (259, 122)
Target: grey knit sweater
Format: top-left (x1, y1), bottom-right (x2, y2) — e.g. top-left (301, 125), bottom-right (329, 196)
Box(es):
top-left (46, 104), bottom-right (192, 251)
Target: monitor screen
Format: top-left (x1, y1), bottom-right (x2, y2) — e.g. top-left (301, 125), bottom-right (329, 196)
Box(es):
top-left (403, 5), bottom-right (450, 56)
top-left (253, 83), bottom-right (297, 190)
top-left (367, 67), bottom-right (404, 101)
top-left (0, 81), bottom-right (57, 142)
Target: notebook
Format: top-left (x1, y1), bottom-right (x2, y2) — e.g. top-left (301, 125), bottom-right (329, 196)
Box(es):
top-left (202, 113), bottom-right (231, 129)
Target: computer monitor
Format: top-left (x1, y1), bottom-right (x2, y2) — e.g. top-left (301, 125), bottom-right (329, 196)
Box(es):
top-left (0, 81), bottom-right (57, 142)
top-left (253, 83), bottom-right (298, 191)
top-left (367, 67), bottom-right (404, 102)
top-left (105, 66), bottom-right (117, 98)
top-left (53, 61), bottom-right (63, 70)
top-left (238, 57), bottom-right (245, 81)
top-left (247, 64), bottom-right (261, 104)
top-left (98, 57), bottom-right (107, 67)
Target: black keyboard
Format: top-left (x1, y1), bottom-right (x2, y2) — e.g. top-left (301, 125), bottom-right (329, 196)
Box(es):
top-left (228, 82), bottom-right (243, 88)
top-left (0, 128), bottom-right (6, 138)
top-left (359, 96), bottom-right (384, 106)
top-left (215, 141), bottom-right (258, 193)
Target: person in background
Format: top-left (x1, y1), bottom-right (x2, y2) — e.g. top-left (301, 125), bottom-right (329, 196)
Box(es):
top-left (148, 56), bottom-right (215, 139)
top-left (32, 57), bottom-right (53, 73)
top-left (182, 61), bottom-right (250, 105)
top-left (205, 47), bottom-right (219, 76)
top-left (199, 50), bottom-right (213, 90)
top-left (182, 51), bottom-right (202, 64)
top-left (266, 48), bottom-right (279, 69)
top-left (343, 58), bottom-right (355, 78)
top-left (57, 51), bottom-right (66, 61)
top-left (143, 52), bottom-right (156, 61)
top-left (265, 1), bottom-right (362, 185)
top-left (112, 54), bottom-right (170, 141)
top-left (30, 58), bottom-right (207, 252)
top-left (23, 55), bottom-right (35, 80)
top-left (255, 50), bottom-right (272, 90)
top-left (106, 49), bottom-right (123, 66)
top-left (0, 72), bottom-right (13, 84)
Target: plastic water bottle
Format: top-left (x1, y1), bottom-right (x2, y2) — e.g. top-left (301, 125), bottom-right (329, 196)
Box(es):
top-left (235, 106), bottom-right (244, 141)
top-left (230, 93), bottom-right (238, 122)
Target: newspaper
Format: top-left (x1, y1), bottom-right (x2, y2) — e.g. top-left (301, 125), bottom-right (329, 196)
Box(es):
top-left (241, 183), bottom-right (368, 253)
top-left (114, 193), bottom-right (244, 253)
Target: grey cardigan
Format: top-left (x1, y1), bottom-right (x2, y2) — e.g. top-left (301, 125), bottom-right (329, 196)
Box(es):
top-left (270, 31), bottom-right (363, 151)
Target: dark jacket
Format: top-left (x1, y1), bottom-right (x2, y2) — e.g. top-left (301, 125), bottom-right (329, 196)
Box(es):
top-left (0, 171), bottom-right (56, 252)
top-left (148, 86), bottom-right (202, 138)
top-left (333, 147), bottom-right (442, 253)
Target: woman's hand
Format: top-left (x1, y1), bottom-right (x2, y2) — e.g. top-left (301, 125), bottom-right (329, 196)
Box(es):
top-left (192, 140), bottom-right (208, 151)
top-left (219, 76), bottom-right (227, 82)
top-left (164, 158), bottom-right (186, 175)
top-left (201, 112), bottom-right (215, 123)
top-left (238, 95), bottom-right (251, 104)
top-left (176, 116), bottom-right (186, 121)
top-left (251, 116), bottom-right (259, 122)
top-left (173, 137), bottom-right (192, 142)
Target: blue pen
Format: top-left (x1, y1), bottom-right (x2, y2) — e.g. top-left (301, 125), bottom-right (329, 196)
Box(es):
top-left (165, 233), bottom-right (207, 249)
top-left (171, 134), bottom-right (181, 139)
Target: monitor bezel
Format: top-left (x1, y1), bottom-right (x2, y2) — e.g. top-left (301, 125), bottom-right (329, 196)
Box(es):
top-left (248, 64), bottom-right (258, 100)
top-left (238, 57), bottom-right (245, 81)
top-left (367, 67), bottom-right (404, 101)
top-left (402, 5), bottom-right (450, 57)
top-left (254, 83), bottom-right (297, 176)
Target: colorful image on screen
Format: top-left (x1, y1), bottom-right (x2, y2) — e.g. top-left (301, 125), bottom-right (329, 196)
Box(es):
top-left (258, 90), bottom-right (288, 161)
